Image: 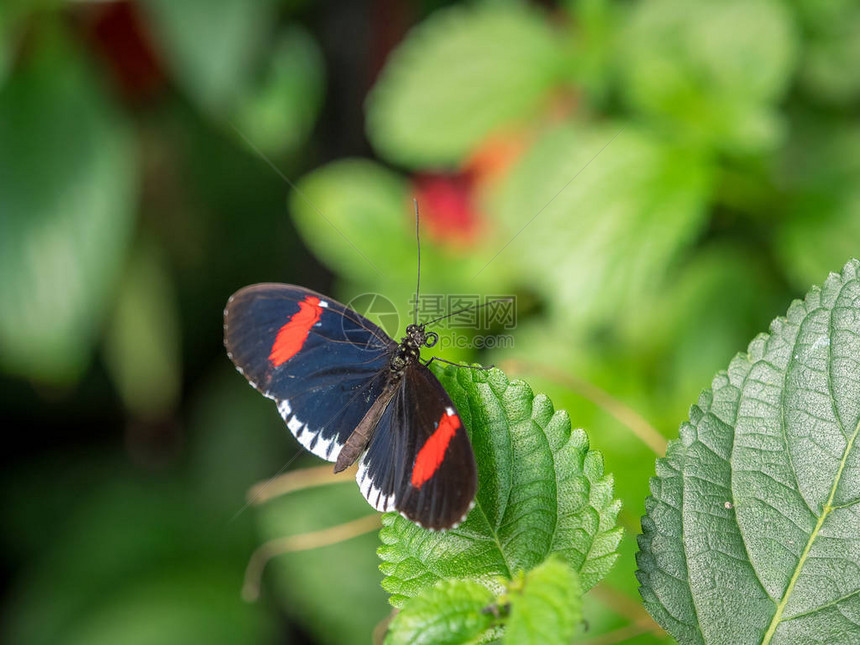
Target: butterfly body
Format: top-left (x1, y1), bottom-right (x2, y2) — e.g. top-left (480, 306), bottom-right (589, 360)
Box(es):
top-left (224, 283), bottom-right (477, 530)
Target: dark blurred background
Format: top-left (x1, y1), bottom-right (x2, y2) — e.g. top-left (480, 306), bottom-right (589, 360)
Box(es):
top-left (1, 0), bottom-right (858, 643)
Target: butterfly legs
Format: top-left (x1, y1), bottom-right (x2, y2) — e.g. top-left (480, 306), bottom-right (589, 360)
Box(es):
top-left (424, 356), bottom-right (493, 370)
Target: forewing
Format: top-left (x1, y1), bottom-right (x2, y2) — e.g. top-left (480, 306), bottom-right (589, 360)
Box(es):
top-left (224, 283), bottom-right (395, 461)
top-left (356, 363), bottom-right (477, 530)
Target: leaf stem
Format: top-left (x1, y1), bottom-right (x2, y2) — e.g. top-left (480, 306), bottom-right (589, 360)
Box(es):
top-left (246, 463), bottom-right (357, 505)
top-left (242, 513), bottom-right (381, 602)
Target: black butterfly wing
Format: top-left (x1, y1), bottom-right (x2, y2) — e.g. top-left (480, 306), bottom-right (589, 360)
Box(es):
top-left (356, 363), bottom-right (477, 530)
top-left (224, 283), bottom-right (396, 461)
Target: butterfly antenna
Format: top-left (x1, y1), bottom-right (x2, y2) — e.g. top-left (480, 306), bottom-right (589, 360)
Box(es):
top-left (413, 198), bottom-right (421, 326)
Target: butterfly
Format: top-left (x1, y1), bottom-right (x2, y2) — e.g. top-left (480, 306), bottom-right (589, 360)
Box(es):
top-left (223, 281), bottom-right (479, 530)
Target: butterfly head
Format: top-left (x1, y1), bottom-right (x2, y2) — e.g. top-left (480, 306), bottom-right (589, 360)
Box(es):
top-left (404, 323), bottom-right (438, 350)
top-left (391, 324), bottom-right (438, 374)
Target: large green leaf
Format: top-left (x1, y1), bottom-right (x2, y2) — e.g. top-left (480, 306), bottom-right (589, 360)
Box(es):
top-left (378, 366), bottom-right (622, 608)
top-left (0, 34), bottom-right (136, 383)
top-left (619, 0), bottom-right (797, 153)
top-left (637, 259), bottom-right (860, 644)
top-left (232, 24), bottom-right (325, 156)
top-left (490, 123), bottom-right (711, 330)
top-left (366, 3), bottom-right (565, 168)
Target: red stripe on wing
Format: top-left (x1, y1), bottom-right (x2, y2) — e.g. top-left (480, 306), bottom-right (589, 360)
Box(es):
top-left (411, 411), bottom-right (461, 488)
top-left (269, 295), bottom-right (323, 367)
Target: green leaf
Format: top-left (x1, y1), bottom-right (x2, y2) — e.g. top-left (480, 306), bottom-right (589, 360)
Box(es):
top-left (792, 0), bottom-right (860, 105)
top-left (0, 33), bottom-right (136, 383)
top-left (366, 3), bottom-right (564, 167)
top-left (637, 259), bottom-right (860, 644)
top-left (103, 242), bottom-right (181, 419)
top-left (385, 579), bottom-right (495, 645)
top-left (490, 123), bottom-right (711, 331)
top-left (505, 557), bottom-right (582, 645)
top-left (141, 0), bottom-right (275, 113)
top-left (776, 202), bottom-right (860, 293)
top-left (563, 0), bottom-right (619, 106)
top-left (774, 125), bottom-right (860, 290)
top-left (378, 366), bottom-right (622, 608)
top-left (619, 0), bottom-right (797, 152)
top-left (290, 159), bottom-right (411, 285)
top-left (232, 24), bottom-right (325, 156)
top-left (0, 2), bottom-right (28, 89)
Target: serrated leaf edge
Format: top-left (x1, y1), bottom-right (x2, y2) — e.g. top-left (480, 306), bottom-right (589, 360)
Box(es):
top-left (637, 258), bottom-right (860, 643)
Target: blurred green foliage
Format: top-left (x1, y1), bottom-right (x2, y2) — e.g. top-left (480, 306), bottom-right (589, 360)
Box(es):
top-left (366, 3), bottom-right (566, 167)
top-left (1, 0), bottom-right (858, 643)
top-left (619, 0), bottom-right (797, 153)
top-left (0, 27), bottom-right (136, 383)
